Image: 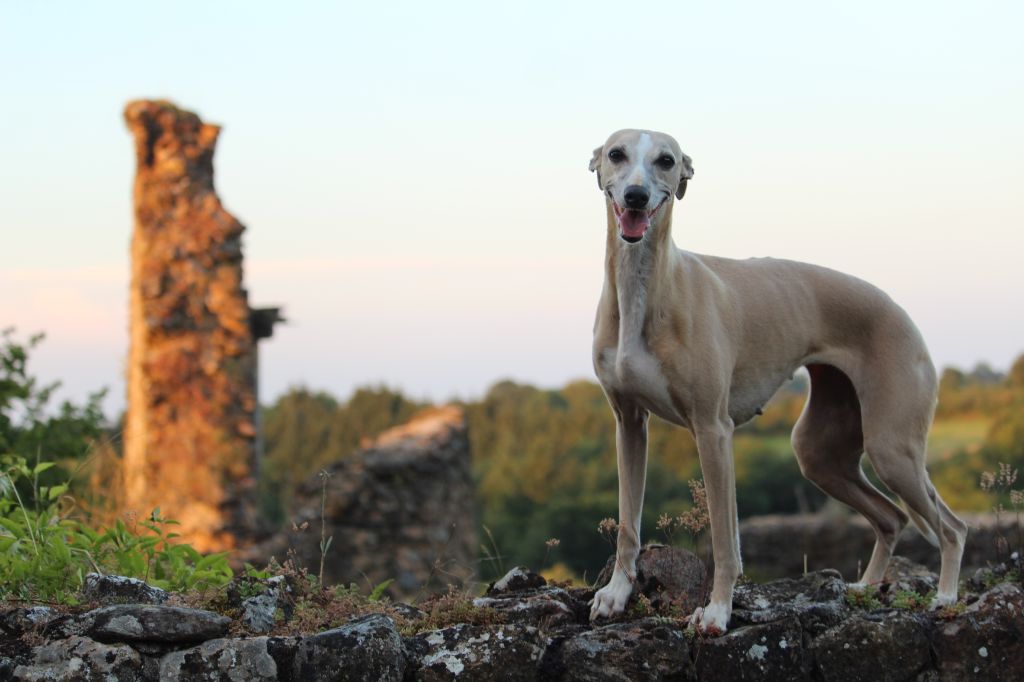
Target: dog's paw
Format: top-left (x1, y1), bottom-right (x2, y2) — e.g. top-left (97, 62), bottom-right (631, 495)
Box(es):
top-left (846, 581), bottom-right (868, 592)
top-left (590, 572), bottom-right (633, 621)
top-left (689, 601), bottom-right (730, 635)
top-left (929, 592), bottom-right (957, 610)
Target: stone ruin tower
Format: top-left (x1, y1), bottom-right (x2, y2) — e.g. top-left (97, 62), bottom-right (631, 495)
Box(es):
top-left (123, 100), bottom-right (280, 552)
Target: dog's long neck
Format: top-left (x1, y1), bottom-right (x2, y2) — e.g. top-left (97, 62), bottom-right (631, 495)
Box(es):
top-left (604, 201), bottom-right (677, 352)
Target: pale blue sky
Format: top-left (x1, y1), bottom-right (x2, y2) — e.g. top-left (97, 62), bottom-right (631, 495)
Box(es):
top-left (2, 1), bottom-right (1022, 415)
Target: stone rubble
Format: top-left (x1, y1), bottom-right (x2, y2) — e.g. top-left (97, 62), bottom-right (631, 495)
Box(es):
top-left (241, 405), bottom-right (477, 602)
top-left (2, 547), bottom-right (1022, 681)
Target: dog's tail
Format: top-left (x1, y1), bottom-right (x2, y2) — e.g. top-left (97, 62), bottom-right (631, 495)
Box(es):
top-left (904, 503), bottom-right (940, 548)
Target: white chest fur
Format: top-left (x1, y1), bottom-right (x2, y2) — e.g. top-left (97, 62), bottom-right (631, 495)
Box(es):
top-left (594, 243), bottom-right (689, 427)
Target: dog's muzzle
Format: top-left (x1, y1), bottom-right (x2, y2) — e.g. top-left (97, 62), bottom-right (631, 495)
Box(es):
top-left (612, 197), bottom-right (663, 243)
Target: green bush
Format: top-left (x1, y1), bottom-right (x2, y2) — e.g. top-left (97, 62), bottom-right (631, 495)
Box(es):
top-left (0, 329), bottom-right (107, 467)
top-left (0, 455), bottom-right (231, 604)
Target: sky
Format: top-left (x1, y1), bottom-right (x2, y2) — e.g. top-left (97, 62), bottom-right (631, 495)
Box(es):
top-left (1, 1), bottom-right (1022, 417)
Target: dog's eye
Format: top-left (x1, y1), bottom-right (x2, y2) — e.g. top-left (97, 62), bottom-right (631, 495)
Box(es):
top-left (608, 149), bottom-right (626, 163)
top-left (656, 155), bottom-right (675, 169)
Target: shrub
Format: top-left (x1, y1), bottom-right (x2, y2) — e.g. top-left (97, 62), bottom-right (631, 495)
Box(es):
top-left (0, 455), bottom-right (231, 604)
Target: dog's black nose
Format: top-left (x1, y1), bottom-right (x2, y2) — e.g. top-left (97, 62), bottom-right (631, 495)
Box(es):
top-left (623, 186), bottom-right (650, 209)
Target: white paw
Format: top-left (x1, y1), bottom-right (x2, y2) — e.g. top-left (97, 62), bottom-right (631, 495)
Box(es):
top-left (846, 581), bottom-right (867, 592)
top-left (590, 572), bottom-right (633, 620)
top-left (930, 592), bottom-right (957, 609)
top-left (689, 601), bottom-right (730, 635)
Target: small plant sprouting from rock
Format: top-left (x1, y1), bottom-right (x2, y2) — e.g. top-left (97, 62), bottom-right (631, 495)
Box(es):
top-left (480, 524), bottom-right (505, 580)
top-left (890, 589), bottom-right (933, 611)
top-left (368, 578), bottom-right (394, 602)
top-left (317, 469), bottom-right (333, 589)
top-left (845, 585), bottom-right (883, 611)
top-left (656, 479), bottom-right (711, 545)
top-left (543, 538), bottom-right (560, 570)
top-left (415, 585), bottom-right (504, 634)
top-left (979, 463), bottom-right (1023, 576)
top-left (598, 517), bottom-right (619, 548)
top-left (627, 593), bottom-right (654, 619)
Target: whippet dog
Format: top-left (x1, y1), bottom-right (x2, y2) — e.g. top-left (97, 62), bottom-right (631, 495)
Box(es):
top-left (587, 129), bottom-right (967, 634)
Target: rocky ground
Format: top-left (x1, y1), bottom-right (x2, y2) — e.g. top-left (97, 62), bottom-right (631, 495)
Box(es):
top-left (2, 548), bottom-right (1022, 681)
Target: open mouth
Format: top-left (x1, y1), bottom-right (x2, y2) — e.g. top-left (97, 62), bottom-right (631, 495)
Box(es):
top-left (612, 199), bottom-right (665, 243)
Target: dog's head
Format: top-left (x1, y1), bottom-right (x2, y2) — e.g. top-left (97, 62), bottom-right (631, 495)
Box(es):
top-left (589, 130), bottom-right (694, 243)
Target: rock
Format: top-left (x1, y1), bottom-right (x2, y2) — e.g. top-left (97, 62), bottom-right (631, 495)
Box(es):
top-left (487, 567), bottom-right (547, 595)
top-left (242, 405), bottom-right (477, 601)
top-left (408, 623), bottom-right (548, 681)
top-left (80, 573), bottom-right (169, 605)
top-left (932, 583), bottom-right (1024, 682)
top-left (731, 569), bottom-right (849, 635)
top-left (966, 555), bottom-right (1022, 592)
top-left (0, 606), bottom-right (60, 636)
top-left (72, 605), bottom-right (230, 644)
top-left (292, 614), bottom-right (405, 681)
top-left (9, 561), bottom-right (1024, 681)
top-left (241, 593), bottom-right (281, 635)
top-left (733, 569), bottom-right (847, 610)
top-left (547, 618), bottom-right (694, 681)
top-left (595, 545), bottom-right (707, 613)
top-left (159, 636), bottom-right (283, 681)
top-left (13, 635), bottom-right (143, 681)
top-left (810, 611), bottom-right (931, 682)
top-left (392, 602), bottom-right (427, 621)
top-left (694, 616), bottom-right (804, 681)
top-left (738, 513), bottom-right (1018, 580)
top-left (637, 545), bottom-right (707, 613)
top-left (882, 557), bottom-right (937, 597)
top-left (236, 575), bottom-right (290, 634)
top-left (473, 586), bottom-right (579, 627)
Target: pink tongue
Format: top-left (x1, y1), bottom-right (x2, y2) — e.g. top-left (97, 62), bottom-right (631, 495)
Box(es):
top-left (619, 210), bottom-right (650, 239)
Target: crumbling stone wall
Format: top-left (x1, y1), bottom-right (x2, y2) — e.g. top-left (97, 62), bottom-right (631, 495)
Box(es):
top-left (737, 511), bottom-right (1017, 581)
top-left (245, 406), bottom-right (478, 600)
top-left (123, 100), bottom-right (268, 552)
top-left (5, 555), bottom-right (1024, 681)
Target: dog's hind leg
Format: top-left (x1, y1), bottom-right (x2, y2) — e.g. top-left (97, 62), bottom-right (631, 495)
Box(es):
top-left (859, 362), bottom-right (968, 606)
top-left (792, 364), bottom-right (909, 586)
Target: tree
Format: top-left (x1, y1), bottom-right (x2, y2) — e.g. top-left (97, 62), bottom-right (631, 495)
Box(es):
top-left (259, 385), bottom-right (423, 521)
top-left (1007, 353), bottom-right (1024, 389)
top-left (0, 328), bottom-right (106, 465)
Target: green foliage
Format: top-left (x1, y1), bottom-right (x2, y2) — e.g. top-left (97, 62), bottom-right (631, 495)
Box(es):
top-left (845, 585), bottom-right (883, 611)
top-left (369, 578), bottom-right (395, 602)
top-left (466, 379), bottom-right (703, 581)
top-left (0, 455), bottom-right (231, 603)
top-left (0, 329), bottom-right (107, 491)
top-left (931, 360), bottom-right (1024, 511)
top-left (628, 593), bottom-right (654, 618)
top-left (891, 590), bottom-right (932, 611)
top-left (464, 374), bottom-right (827, 580)
top-left (733, 437), bottom-right (826, 517)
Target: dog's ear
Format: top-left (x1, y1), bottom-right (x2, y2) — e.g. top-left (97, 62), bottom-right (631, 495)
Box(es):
top-left (589, 145), bottom-right (603, 189)
top-left (675, 151), bottom-right (694, 199)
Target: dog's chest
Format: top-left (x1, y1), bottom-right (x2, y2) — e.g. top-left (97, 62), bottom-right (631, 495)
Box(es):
top-left (595, 345), bottom-right (690, 428)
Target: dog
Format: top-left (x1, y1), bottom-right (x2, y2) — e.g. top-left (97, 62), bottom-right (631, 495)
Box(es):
top-left (586, 129), bottom-right (967, 634)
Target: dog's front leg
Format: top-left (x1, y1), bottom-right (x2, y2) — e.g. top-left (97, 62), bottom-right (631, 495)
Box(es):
top-left (590, 400), bottom-right (649, 620)
top-left (689, 419), bottom-right (741, 635)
